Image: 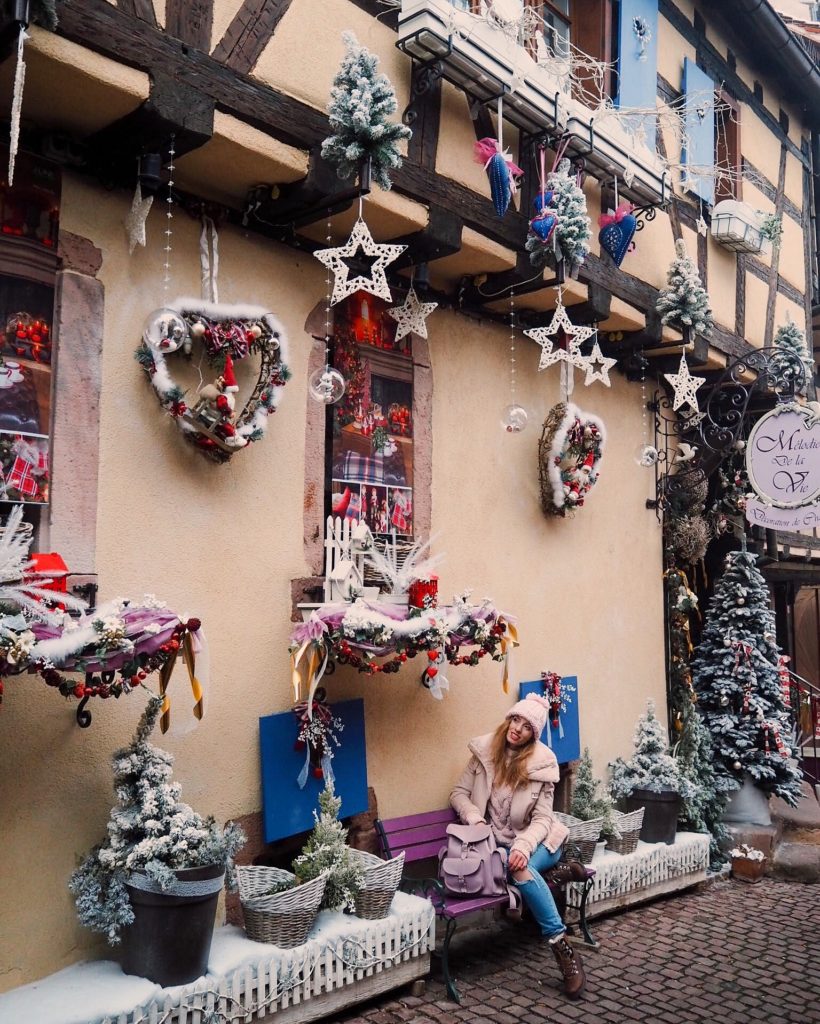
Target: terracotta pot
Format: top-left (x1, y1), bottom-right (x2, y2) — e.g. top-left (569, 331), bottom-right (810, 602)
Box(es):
top-left (731, 856), bottom-right (765, 883)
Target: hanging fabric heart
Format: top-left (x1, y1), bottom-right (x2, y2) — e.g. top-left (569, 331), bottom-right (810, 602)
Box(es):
top-left (598, 202), bottom-right (637, 267)
top-left (532, 191), bottom-right (555, 215)
top-left (136, 298), bottom-right (290, 464)
top-left (530, 209), bottom-right (558, 243)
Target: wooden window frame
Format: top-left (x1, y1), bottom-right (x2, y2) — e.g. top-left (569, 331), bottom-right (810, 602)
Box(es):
top-left (715, 89), bottom-right (741, 202)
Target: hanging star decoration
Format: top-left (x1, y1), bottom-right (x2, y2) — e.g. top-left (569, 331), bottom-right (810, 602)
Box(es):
top-left (664, 350), bottom-right (706, 413)
top-left (623, 162), bottom-right (636, 189)
top-left (314, 218), bottom-right (407, 305)
top-left (125, 182), bottom-right (154, 255)
top-left (388, 286), bottom-right (437, 341)
top-left (583, 340), bottom-right (617, 387)
top-left (524, 298), bottom-right (597, 372)
top-left (696, 214), bottom-right (708, 237)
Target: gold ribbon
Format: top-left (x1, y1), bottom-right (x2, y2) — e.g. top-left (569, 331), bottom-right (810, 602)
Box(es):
top-left (158, 628), bottom-right (205, 734)
top-left (497, 618), bottom-right (520, 694)
top-left (290, 641), bottom-right (326, 716)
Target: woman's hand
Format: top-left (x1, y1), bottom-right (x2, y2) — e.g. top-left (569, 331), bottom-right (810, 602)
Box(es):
top-left (508, 849), bottom-right (528, 872)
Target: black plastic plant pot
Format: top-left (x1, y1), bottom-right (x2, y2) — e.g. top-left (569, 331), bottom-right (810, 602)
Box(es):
top-left (625, 788), bottom-right (682, 845)
top-left (121, 863), bottom-right (225, 987)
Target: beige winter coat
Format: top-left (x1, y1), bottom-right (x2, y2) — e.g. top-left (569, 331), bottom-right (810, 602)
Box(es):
top-left (450, 732), bottom-right (569, 859)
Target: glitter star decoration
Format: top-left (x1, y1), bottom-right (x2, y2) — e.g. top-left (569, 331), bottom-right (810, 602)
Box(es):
top-left (583, 341), bottom-right (617, 387)
top-left (125, 181), bottom-right (154, 255)
top-left (664, 351), bottom-right (706, 413)
top-left (524, 299), bottom-right (597, 372)
top-left (388, 286), bottom-right (437, 341)
top-left (314, 218), bottom-right (407, 305)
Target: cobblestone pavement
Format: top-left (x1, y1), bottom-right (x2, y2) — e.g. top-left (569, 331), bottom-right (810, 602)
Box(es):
top-left (336, 878), bottom-right (819, 1024)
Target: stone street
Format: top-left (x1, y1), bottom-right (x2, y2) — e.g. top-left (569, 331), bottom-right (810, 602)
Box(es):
top-left (337, 878), bottom-right (819, 1024)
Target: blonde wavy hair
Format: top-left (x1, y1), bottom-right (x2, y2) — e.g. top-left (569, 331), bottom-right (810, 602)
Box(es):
top-left (489, 719), bottom-right (535, 790)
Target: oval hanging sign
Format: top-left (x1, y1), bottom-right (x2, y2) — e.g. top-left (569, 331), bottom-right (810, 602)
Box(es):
top-left (746, 403), bottom-right (820, 513)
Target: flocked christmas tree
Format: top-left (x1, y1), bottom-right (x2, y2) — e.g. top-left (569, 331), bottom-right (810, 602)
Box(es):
top-left (772, 317), bottom-right (812, 390)
top-left (321, 32), bottom-right (412, 191)
top-left (570, 748), bottom-right (617, 838)
top-left (656, 238), bottom-right (713, 336)
top-left (609, 699), bottom-right (699, 802)
top-left (691, 549), bottom-right (802, 806)
top-left (69, 695), bottom-right (245, 944)
top-left (527, 158), bottom-right (591, 271)
top-left (293, 782), bottom-right (364, 911)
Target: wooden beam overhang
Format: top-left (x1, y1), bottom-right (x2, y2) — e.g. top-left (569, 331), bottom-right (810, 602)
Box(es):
top-left (88, 71), bottom-right (214, 187)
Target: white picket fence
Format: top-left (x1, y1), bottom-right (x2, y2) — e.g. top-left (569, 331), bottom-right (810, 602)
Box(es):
top-left (86, 899), bottom-right (435, 1024)
top-left (567, 831), bottom-right (710, 920)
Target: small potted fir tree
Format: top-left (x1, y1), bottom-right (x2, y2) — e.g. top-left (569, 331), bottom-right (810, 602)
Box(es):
top-left (570, 748), bottom-right (617, 854)
top-left (69, 694), bottom-right (245, 986)
top-left (609, 701), bottom-right (699, 846)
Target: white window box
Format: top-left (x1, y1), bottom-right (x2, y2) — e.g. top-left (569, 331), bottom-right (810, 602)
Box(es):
top-left (397, 0), bottom-right (668, 206)
top-left (710, 199), bottom-right (770, 255)
top-left (397, 0), bottom-right (566, 134)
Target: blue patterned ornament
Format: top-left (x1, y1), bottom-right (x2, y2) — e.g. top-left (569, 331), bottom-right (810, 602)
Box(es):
top-left (530, 192), bottom-right (557, 242)
top-left (532, 191), bottom-right (554, 215)
top-left (487, 152), bottom-right (513, 217)
top-left (598, 208), bottom-right (637, 267)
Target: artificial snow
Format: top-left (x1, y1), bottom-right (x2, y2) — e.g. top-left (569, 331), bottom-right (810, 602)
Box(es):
top-left (0, 892), bottom-right (433, 1024)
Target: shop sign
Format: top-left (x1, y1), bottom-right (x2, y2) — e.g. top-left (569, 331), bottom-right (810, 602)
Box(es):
top-left (745, 404), bottom-right (820, 528)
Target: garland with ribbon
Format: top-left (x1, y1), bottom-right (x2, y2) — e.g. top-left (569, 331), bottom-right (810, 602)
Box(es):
top-left (290, 597), bottom-right (519, 712)
top-left (292, 687), bottom-right (344, 789)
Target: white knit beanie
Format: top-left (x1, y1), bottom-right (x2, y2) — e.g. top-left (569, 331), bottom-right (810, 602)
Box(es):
top-left (505, 693), bottom-right (550, 738)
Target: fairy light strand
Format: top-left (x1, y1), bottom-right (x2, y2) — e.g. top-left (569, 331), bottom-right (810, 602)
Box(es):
top-left (163, 135), bottom-right (176, 294)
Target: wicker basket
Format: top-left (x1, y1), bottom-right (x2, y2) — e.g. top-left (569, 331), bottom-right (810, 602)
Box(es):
top-left (555, 812), bottom-right (604, 865)
top-left (606, 807), bottom-right (645, 856)
top-left (237, 866), bottom-right (328, 947)
top-left (349, 849), bottom-right (405, 920)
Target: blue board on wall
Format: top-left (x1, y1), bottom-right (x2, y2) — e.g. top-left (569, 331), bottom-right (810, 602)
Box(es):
top-left (518, 677), bottom-right (580, 765)
top-left (260, 698), bottom-right (368, 843)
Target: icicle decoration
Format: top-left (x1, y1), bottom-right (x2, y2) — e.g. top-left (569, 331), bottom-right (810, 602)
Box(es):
top-left (8, 27), bottom-right (28, 187)
top-left (199, 216), bottom-right (219, 304)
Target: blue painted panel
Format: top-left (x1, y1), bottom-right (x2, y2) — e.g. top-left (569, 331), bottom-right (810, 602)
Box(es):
top-left (260, 699), bottom-right (368, 843)
top-left (615, 0), bottom-right (659, 130)
top-left (518, 676), bottom-right (580, 765)
top-left (682, 57), bottom-right (715, 205)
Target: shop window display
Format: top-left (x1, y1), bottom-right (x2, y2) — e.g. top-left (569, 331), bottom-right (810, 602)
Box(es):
top-left (328, 291), bottom-right (414, 538)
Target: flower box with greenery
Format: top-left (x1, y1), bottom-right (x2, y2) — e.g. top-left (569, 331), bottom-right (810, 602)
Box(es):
top-left (609, 701), bottom-right (699, 846)
top-left (729, 843), bottom-right (766, 883)
top-left (69, 694), bottom-right (245, 987)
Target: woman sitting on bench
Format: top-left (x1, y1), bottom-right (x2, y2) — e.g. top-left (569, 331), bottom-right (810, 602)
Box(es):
top-left (449, 693), bottom-right (587, 1000)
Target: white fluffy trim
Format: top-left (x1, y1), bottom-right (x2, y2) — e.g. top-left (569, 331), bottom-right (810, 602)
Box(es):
top-left (546, 403), bottom-right (607, 510)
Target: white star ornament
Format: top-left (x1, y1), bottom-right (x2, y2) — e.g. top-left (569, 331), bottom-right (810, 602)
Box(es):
top-left (125, 182), bottom-right (154, 254)
top-left (524, 300), bottom-right (597, 372)
top-left (664, 352), bottom-right (705, 413)
top-left (314, 219), bottom-right (407, 305)
top-left (583, 341), bottom-right (617, 387)
top-left (388, 286), bottom-right (438, 341)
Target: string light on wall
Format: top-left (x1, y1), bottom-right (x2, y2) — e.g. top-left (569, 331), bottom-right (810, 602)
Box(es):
top-left (501, 288), bottom-right (528, 433)
top-left (308, 212), bottom-right (346, 405)
top-left (633, 349), bottom-right (659, 468)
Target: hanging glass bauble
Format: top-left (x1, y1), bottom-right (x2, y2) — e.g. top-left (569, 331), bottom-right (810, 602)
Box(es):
top-left (501, 404), bottom-right (528, 434)
top-left (633, 443), bottom-right (659, 468)
top-left (143, 308), bottom-right (188, 353)
top-left (308, 366), bottom-right (346, 405)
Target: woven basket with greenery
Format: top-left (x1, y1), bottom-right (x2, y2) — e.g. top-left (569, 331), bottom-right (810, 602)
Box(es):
top-left (555, 812), bottom-right (603, 865)
top-left (606, 807), bottom-right (645, 856)
top-left (237, 866), bottom-right (328, 947)
top-left (349, 849), bottom-right (405, 920)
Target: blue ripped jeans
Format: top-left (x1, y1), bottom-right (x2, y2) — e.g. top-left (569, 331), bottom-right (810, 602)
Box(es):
top-left (503, 844), bottom-right (565, 939)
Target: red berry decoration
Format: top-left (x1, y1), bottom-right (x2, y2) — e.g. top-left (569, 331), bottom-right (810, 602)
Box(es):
top-left (73, 683), bottom-right (86, 698)
top-left (312, 766), bottom-right (324, 779)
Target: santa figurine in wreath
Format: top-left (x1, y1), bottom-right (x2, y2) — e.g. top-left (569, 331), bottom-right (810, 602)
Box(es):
top-left (193, 353), bottom-right (247, 449)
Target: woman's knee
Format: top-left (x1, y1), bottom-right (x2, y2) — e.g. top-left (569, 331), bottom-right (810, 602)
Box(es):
top-left (511, 868), bottom-right (533, 883)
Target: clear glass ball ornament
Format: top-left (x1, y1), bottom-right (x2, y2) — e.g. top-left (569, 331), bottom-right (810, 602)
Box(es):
top-left (308, 366), bottom-right (346, 405)
top-left (143, 308), bottom-right (188, 352)
top-left (633, 443), bottom-right (659, 468)
top-left (501, 404), bottom-right (528, 434)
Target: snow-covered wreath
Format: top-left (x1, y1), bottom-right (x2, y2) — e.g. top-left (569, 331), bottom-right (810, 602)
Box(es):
top-left (538, 402), bottom-right (606, 517)
top-left (136, 299), bottom-right (290, 463)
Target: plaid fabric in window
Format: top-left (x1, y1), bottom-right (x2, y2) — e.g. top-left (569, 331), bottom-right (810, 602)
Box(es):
top-left (8, 455), bottom-right (38, 497)
top-left (333, 450), bottom-right (407, 486)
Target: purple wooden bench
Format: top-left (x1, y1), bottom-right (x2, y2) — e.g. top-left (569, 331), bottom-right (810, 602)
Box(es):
top-left (376, 807), bottom-right (596, 1003)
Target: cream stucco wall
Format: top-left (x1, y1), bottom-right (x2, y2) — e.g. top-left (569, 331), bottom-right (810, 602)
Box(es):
top-left (0, 166), bottom-right (666, 988)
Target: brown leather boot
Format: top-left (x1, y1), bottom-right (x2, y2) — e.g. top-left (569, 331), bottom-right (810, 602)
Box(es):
top-left (544, 861), bottom-right (587, 886)
top-left (550, 935), bottom-right (586, 999)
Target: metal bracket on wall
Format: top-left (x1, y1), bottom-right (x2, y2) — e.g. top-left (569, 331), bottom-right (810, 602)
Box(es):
top-left (402, 57), bottom-right (448, 127)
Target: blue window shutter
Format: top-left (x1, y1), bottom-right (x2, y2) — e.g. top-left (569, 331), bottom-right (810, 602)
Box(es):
top-left (682, 57), bottom-right (715, 205)
top-left (615, 0), bottom-right (659, 111)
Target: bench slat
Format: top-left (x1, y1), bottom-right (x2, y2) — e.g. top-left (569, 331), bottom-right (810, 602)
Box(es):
top-left (379, 809), bottom-right (456, 836)
top-left (381, 821), bottom-right (455, 849)
top-left (394, 838), bottom-right (448, 863)
top-left (440, 893), bottom-right (509, 917)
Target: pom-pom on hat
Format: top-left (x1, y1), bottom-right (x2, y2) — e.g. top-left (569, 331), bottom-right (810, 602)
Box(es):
top-left (222, 353), bottom-right (239, 392)
top-left (505, 693), bottom-right (550, 739)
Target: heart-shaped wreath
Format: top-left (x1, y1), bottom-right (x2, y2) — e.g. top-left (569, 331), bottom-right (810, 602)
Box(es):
top-left (538, 402), bottom-right (606, 518)
top-left (136, 298), bottom-right (290, 463)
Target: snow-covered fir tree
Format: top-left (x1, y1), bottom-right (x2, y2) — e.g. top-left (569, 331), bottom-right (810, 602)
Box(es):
top-left (656, 238), bottom-right (713, 335)
top-left (691, 550), bottom-right (802, 806)
top-left (570, 748), bottom-right (617, 837)
top-left (293, 782), bottom-right (363, 911)
top-left (527, 158), bottom-right (590, 271)
top-left (69, 694), bottom-right (245, 944)
top-left (321, 32), bottom-right (412, 191)
top-left (609, 700), bottom-right (699, 801)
